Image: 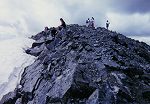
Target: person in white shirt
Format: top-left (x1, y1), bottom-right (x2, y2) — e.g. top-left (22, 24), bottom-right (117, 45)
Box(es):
top-left (106, 20), bottom-right (110, 30)
top-left (86, 18), bottom-right (90, 27)
top-left (90, 17), bottom-right (95, 28)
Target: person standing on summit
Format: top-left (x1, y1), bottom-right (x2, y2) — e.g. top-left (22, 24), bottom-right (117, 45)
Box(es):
top-left (106, 20), bottom-right (110, 30)
top-left (90, 17), bottom-right (95, 28)
top-left (86, 18), bottom-right (90, 27)
top-left (59, 18), bottom-right (66, 30)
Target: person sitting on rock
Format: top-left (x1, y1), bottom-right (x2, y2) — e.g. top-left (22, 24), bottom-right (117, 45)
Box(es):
top-left (44, 27), bottom-right (49, 31)
top-left (51, 27), bottom-right (58, 37)
top-left (44, 26), bottom-right (50, 36)
top-left (59, 18), bottom-right (66, 30)
top-left (106, 20), bottom-right (110, 30)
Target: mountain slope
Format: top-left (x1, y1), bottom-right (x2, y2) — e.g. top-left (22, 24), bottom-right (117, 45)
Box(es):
top-left (1, 24), bottom-right (150, 104)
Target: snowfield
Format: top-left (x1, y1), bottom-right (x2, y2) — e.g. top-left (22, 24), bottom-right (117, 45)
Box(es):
top-left (0, 37), bottom-right (35, 100)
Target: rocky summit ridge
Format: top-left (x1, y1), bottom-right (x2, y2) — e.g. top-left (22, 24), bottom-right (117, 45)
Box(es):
top-left (1, 24), bottom-right (150, 104)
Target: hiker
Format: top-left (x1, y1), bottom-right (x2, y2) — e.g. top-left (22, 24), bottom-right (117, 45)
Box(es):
top-left (15, 84), bottom-right (22, 98)
top-left (59, 18), bottom-right (66, 30)
top-left (86, 18), bottom-right (90, 27)
top-left (106, 20), bottom-right (110, 30)
top-left (44, 27), bottom-right (49, 32)
top-left (51, 27), bottom-right (58, 37)
top-left (90, 17), bottom-right (95, 28)
top-left (44, 26), bottom-right (49, 36)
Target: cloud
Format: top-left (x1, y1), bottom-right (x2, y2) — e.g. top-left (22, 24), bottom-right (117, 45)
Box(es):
top-left (129, 36), bottom-right (150, 45)
top-left (107, 13), bottom-right (150, 35)
top-left (109, 0), bottom-right (150, 14)
top-left (0, 0), bottom-right (150, 38)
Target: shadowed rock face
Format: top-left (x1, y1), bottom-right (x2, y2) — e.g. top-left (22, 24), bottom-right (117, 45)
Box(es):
top-left (1, 24), bottom-right (150, 104)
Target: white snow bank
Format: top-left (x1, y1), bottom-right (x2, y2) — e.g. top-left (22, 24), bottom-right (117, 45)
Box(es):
top-left (0, 37), bottom-right (36, 100)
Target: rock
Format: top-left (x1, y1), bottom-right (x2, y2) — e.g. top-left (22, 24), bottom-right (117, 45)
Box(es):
top-left (26, 43), bottom-right (45, 57)
top-left (1, 24), bottom-right (150, 104)
top-left (86, 89), bottom-right (99, 104)
top-left (0, 92), bottom-right (16, 104)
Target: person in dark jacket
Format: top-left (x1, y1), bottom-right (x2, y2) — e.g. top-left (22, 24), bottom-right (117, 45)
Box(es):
top-left (44, 26), bottom-right (50, 36)
top-left (51, 27), bottom-right (58, 37)
top-left (59, 18), bottom-right (66, 30)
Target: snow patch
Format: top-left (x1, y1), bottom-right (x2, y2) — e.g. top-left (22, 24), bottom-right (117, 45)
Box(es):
top-left (0, 37), bottom-right (35, 100)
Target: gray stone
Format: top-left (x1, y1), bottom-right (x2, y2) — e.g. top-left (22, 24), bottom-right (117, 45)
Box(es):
top-left (1, 24), bottom-right (150, 104)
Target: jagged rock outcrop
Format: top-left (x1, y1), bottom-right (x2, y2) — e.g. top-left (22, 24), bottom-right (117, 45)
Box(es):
top-left (1, 24), bottom-right (150, 104)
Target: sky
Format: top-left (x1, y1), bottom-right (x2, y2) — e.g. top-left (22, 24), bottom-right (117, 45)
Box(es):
top-left (0, 0), bottom-right (150, 38)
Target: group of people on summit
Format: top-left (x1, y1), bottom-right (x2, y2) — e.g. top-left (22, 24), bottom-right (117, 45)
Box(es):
top-left (86, 17), bottom-right (95, 28)
top-left (44, 17), bottom-right (110, 38)
top-left (86, 17), bottom-right (110, 29)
